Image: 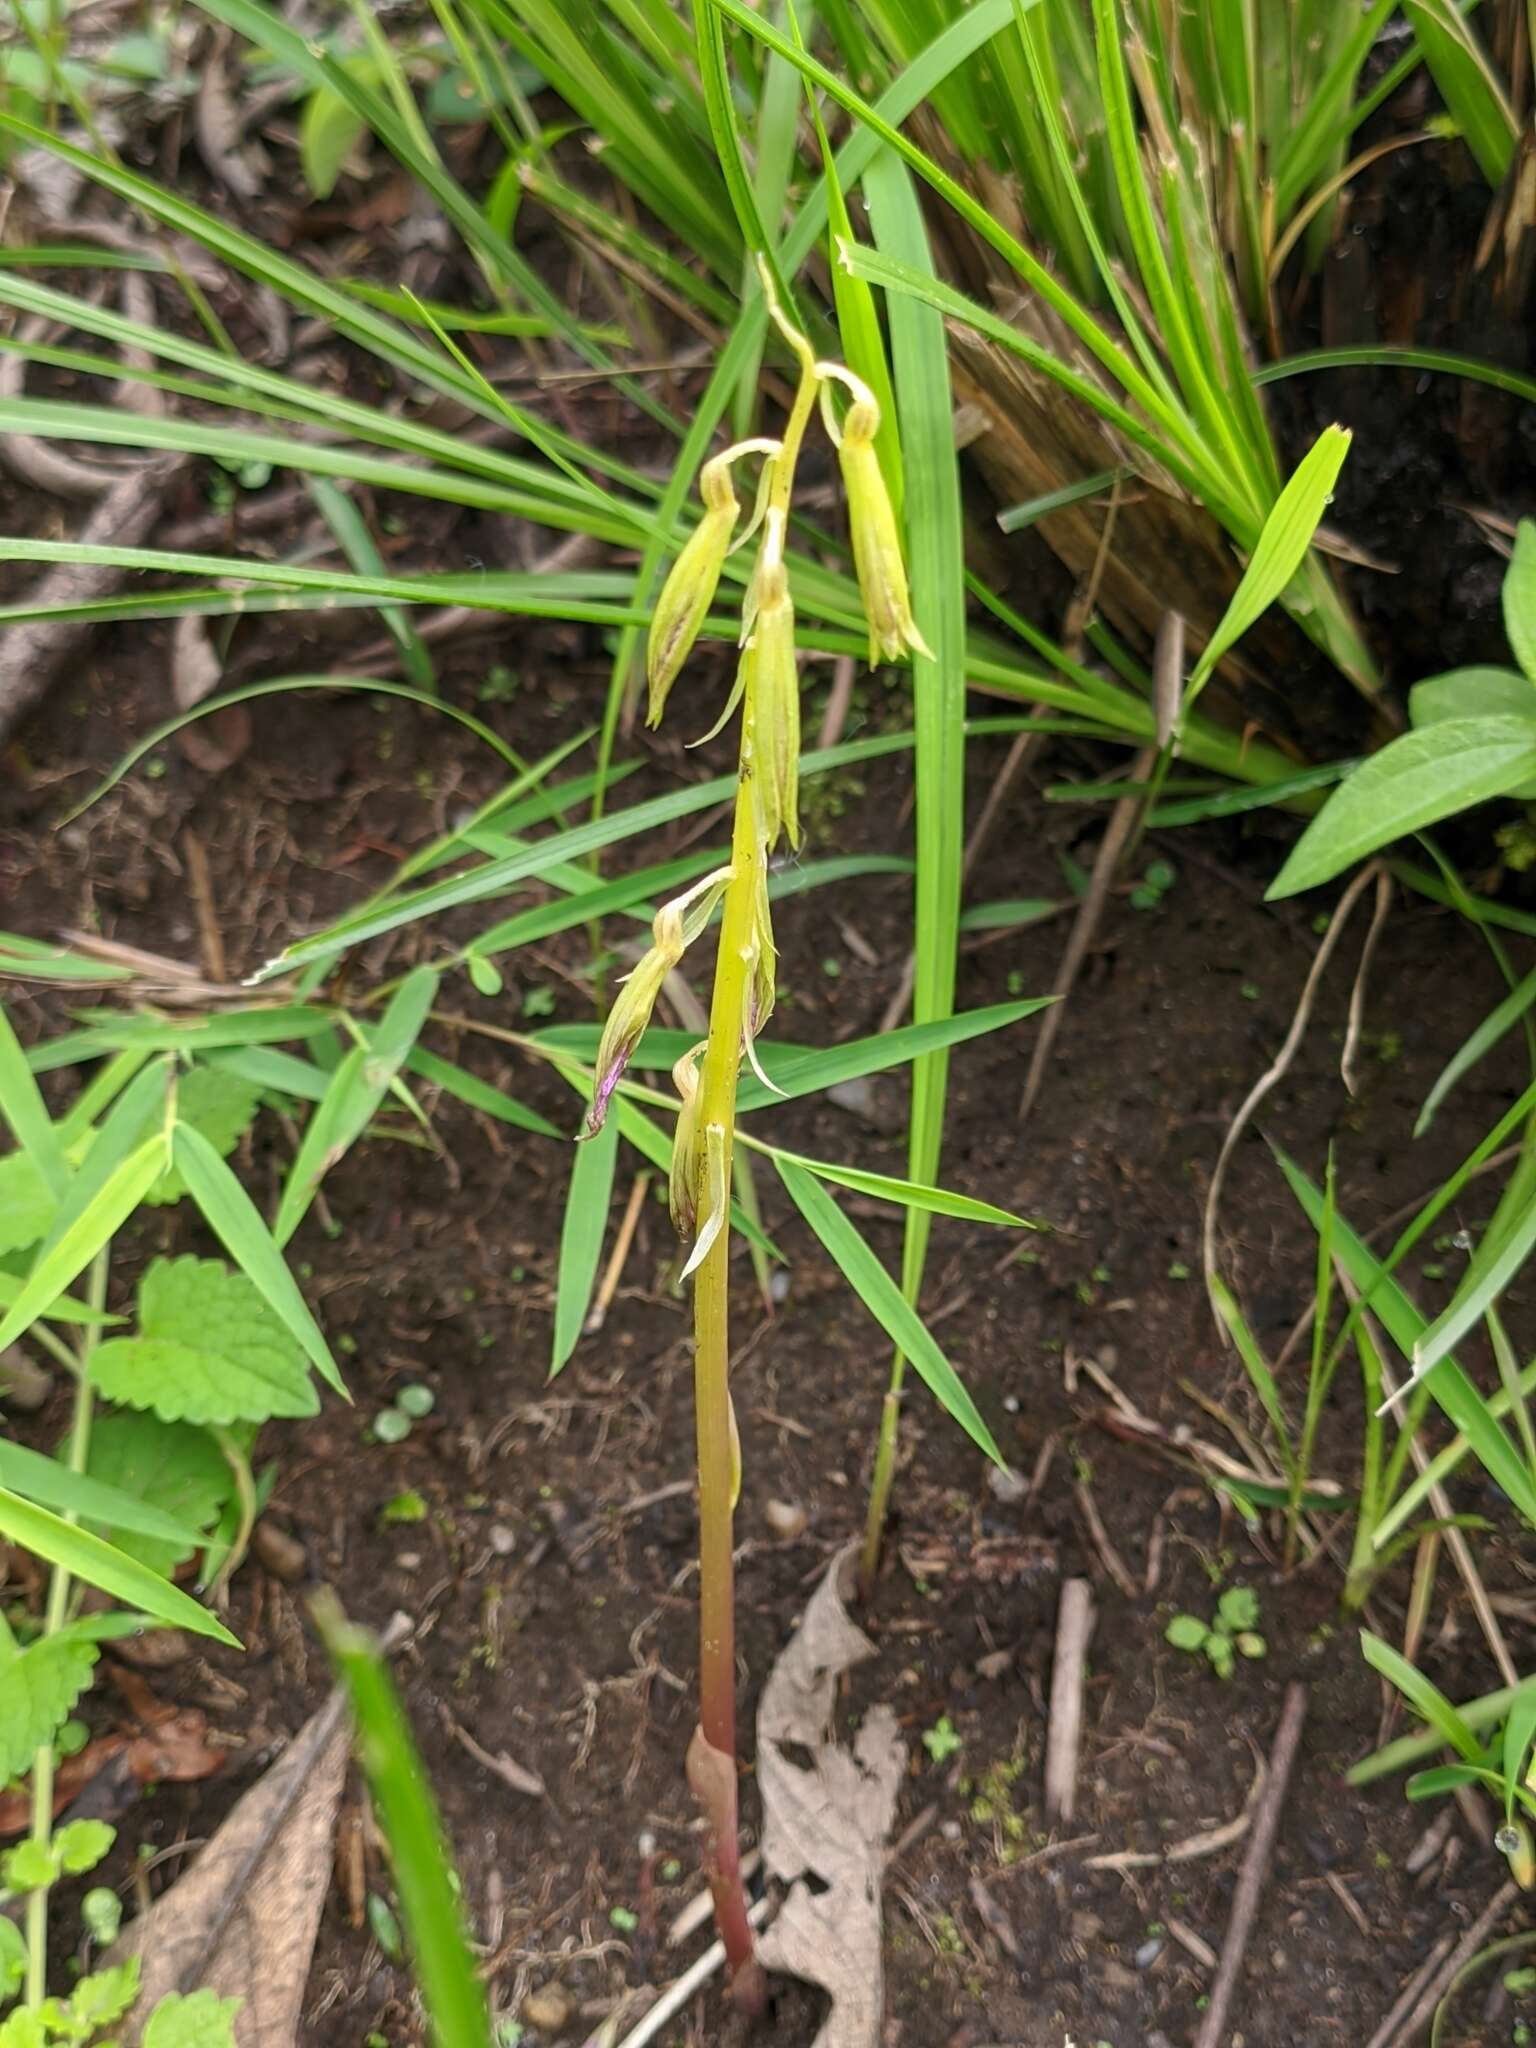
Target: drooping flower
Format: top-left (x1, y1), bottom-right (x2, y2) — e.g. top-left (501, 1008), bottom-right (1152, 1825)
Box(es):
top-left (669, 1041), bottom-right (706, 1238)
top-left (647, 454), bottom-right (740, 726)
top-left (749, 557), bottom-right (800, 850)
top-left (821, 372), bottom-right (931, 668)
top-left (586, 868), bottom-right (731, 1137)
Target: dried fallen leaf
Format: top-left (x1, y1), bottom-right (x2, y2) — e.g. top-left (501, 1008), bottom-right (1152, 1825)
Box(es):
top-left (105, 1684), bottom-right (351, 2045)
top-left (755, 1542), bottom-right (904, 2048)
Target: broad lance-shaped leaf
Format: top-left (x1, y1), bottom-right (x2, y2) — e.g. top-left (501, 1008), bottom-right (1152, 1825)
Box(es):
top-left (0, 1490), bottom-right (238, 1643)
top-left (0, 1136), bottom-right (167, 1355)
top-left (776, 1156), bottom-right (1001, 1464)
top-left (550, 1115), bottom-right (618, 1377)
top-left (0, 1000), bottom-right (67, 1198)
top-left (1187, 425), bottom-right (1352, 706)
top-left (1268, 715), bottom-right (1536, 898)
top-left (142, 1065), bottom-right (261, 1207)
top-left (91, 1255), bottom-right (318, 1426)
top-left (0, 1148), bottom-right (57, 1255)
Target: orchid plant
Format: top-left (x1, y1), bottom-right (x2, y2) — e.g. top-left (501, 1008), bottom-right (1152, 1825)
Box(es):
top-left (582, 268), bottom-right (924, 2000)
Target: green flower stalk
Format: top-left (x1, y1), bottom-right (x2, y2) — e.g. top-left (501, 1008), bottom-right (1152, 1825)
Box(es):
top-left (595, 259), bottom-right (923, 2004)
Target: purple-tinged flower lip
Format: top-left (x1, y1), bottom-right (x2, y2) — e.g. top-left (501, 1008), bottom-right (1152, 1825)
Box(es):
top-left (585, 1048), bottom-right (632, 1137)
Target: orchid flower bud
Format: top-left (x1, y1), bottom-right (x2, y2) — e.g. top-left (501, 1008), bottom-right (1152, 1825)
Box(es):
top-left (586, 867), bottom-right (731, 1136)
top-left (750, 557), bottom-right (801, 851)
top-left (835, 395), bottom-right (932, 668)
top-left (669, 1042), bottom-right (706, 1238)
top-left (647, 455), bottom-right (739, 726)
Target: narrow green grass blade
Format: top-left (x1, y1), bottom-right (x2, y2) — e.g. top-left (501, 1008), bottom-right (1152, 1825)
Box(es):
top-left (864, 150), bottom-right (966, 1363)
top-left (1412, 1186), bottom-right (1536, 1390)
top-left (1209, 1273), bottom-right (1297, 1478)
top-left (1402, 0), bottom-right (1517, 185)
top-left (319, 1607), bottom-right (493, 2048)
top-left (0, 1490), bottom-right (238, 1644)
top-left (1359, 1629), bottom-right (1484, 1762)
top-left (550, 1117), bottom-right (619, 1377)
top-left (1503, 1688), bottom-right (1536, 1824)
top-left (1257, 346), bottom-right (1536, 410)
top-left (1272, 1146), bottom-right (1536, 1531)
top-left (173, 1122), bottom-right (346, 1397)
top-left (0, 1001), bottom-right (68, 1198)
top-left (307, 478), bottom-right (435, 691)
top-left (1417, 963), bottom-right (1536, 1135)
top-left (776, 1156), bottom-right (1002, 1463)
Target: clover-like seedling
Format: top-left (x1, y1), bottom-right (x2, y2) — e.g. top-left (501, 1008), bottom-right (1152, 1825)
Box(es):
top-left (1165, 1586), bottom-right (1267, 1680)
top-left (922, 1715), bottom-right (964, 1765)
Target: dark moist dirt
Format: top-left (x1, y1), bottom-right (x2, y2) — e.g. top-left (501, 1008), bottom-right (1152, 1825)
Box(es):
top-left (4, 634), bottom-right (1534, 2048)
top-left (4, 90), bottom-right (1536, 2048)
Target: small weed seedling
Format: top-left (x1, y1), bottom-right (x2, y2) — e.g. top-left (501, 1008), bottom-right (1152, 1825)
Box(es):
top-left (1165, 1586), bottom-right (1268, 1681)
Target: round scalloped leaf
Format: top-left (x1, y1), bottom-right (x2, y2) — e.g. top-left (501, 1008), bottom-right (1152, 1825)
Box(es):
top-left (0, 1632), bottom-right (99, 1782)
top-left (90, 1255), bottom-right (317, 1426)
top-left (143, 1989), bottom-right (243, 2048)
top-left (0, 1151), bottom-right (56, 1256)
top-left (142, 1067), bottom-right (263, 1207)
top-left (84, 1412), bottom-right (235, 1576)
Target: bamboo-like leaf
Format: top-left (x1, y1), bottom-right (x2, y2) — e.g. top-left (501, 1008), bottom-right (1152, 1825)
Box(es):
top-left (0, 1002), bottom-right (68, 1198)
top-left (0, 1489), bottom-right (238, 1644)
top-left (404, 1049), bottom-right (559, 1139)
top-left (274, 969), bottom-right (438, 1245)
top-left (769, 1150), bottom-right (1039, 1227)
top-left (172, 1122), bottom-right (345, 1397)
top-left (1186, 425), bottom-right (1352, 706)
top-left (776, 1157), bottom-right (1001, 1464)
top-left (0, 1138), bottom-right (166, 1354)
top-left (549, 1117), bottom-right (619, 1377)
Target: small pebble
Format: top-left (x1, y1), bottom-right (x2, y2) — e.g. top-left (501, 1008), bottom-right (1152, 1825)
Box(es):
top-left (252, 1520), bottom-right (308, 1585)
top-left (986, 1465), bottom-right (1027, 1505)
top-left (940, 1819), bottom-right (963, 1842)
top-left (1001, 1393), bottom-right (1020, 1414)
top-left (0, 1347), bottom-right (51, 1413)
top-left (522, 1984), bottom-right (572, 2033)
top-left (769, 1268), bottom-right (792, 1305)
top-left (764, 1499), bottom-right (807, 1541)
top-left (395, 1551), bottom-right (422, 1572)
top-left (1135, 1936), bottom-right (1164, 1969)
top-left (489, 1524), bottom-right (516, 1556)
